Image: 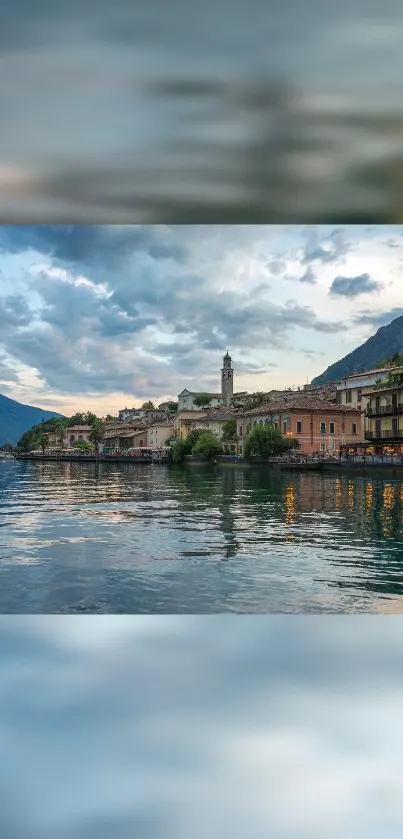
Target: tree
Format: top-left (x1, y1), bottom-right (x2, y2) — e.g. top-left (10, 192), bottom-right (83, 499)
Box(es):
top-left (141, 401), bottom-right (156, 410)
top-left (193, 431), bottom-right (223, 461)
top-left (38, 434), bottom-right (49, 456)
top-left (73, 440), bottom-right (93, 452)
top-left (193, 394), bottom-right (213, 409)
top-left (84, 412), bottom-right (98, 425)
top-left (185, 427), bottom-right (207, 452)
top-left (69, 412), bottom-right (86, 425)
top-left (166, 402), bottom-right (178, 413)
top-left (221, 418), bottom-right (237, 441)
top-left (54, 418), bottom-right (69, 448)
top-left (88, 419), bottom-right (106, 452)
top-left (170, 439), bottom-right (188, 464)
top-left (243, 424), bottom-right (297, 458)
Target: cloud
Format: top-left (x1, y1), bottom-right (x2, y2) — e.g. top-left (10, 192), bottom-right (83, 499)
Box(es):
top-left (0, 294), bottom-right (32, 330)
top-left (329, 273), bottom-right (381, 298)
top-left (1, 616), bottom-right (403, 838)
top-left (0, 226), bottom-right (345, 399)
top-left (301, 227), bottom-right (351, 266)
top-left (353, 307), bottom-right (403, 328)
top-left (299, 266), bottom-right (316, 284)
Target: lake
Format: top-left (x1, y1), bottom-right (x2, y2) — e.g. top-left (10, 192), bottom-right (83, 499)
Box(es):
top-left (1, 460), bottom-right (403, 613)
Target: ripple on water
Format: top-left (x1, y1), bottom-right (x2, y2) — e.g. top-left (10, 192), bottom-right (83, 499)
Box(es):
top-left (0, 461), bottom-right (403, 612)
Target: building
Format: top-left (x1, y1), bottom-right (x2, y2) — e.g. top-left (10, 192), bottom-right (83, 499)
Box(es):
top-left (221, 351), bottom-right (234, 406)
top-left (103, 427), bottom-right (148, 452)
top-left (65, 425), bottom-right (93, 448)
top-left (43, 430), bottom-right (61, 448)
top-left (118, 407), bottom-right (166, 424)
top-left (173, 410), bottom-right (209, 440)
top-left (236, 399), bottom-right (362, 456)
top-left (336, 367), bottom-right (395, 409)
top-left (186, 411), bottom-right (238, 451)
top-left (177, 389), bottom-right (224, 412)
top-left (364, 379), bottom-right (403, 453)
top-left (158, 401), bottom-right (178, 413)
top-left (177, 351), bottom-right (248, 411)
top-left (147, 422), bottom-right (175, 449)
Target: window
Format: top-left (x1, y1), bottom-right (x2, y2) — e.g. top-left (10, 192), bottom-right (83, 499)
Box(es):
top-left (239, 426), bottom-right (243, 436)
top-left (357, 389), bottom-right (362, 403)
top-left (346, 391), bottom-right (352, 404)
top-left (329, 422), bottom-right (335, 434)
top-left (296, 421), bottom-right (302, 434)
top-left (352, 423), bottom-right (357, 435)
top-left (283, 421), bottom-right (287, 433)
top-left (274, 422), bottom-right (278, 430)
top-left (320, 443), bottom-right (326, 451)
top-left (320, 422), bottom-right (326, 433)
top-left (239, 445), bottom-right (243, 455)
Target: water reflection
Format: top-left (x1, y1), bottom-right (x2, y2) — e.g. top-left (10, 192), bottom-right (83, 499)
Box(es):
top-left (1, 461), bottom-right (403, 611)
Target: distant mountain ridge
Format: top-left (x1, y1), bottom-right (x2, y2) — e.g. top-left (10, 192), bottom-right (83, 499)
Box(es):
top-left (312, 315), bottom-right (403, 385)
top-left (0, 393), bottom-right (63, 446)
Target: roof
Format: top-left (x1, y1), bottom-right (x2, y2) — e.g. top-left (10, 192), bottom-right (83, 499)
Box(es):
top-left (365, 383), bottom-right (402, 396)
top-left (243, 399), bottom-right (361, 415)
top-left (67, 425), bottom-right (93, 431)
top-left (178, 390), bottom-right (222, 398)
top-left (148, 422), bottom-right (175, 429)
top-left (339, 366), bottom-right (398, 382)
top-left (188, 411), bottom-right (235, 423)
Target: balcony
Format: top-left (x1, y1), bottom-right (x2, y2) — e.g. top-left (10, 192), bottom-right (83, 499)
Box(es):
top-left (365, 429), bottom-right (403, 440)
top-left (366, 404), bottom-right (403, 416)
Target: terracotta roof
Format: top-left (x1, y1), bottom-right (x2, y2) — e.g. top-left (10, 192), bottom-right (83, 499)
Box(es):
top-left (243, 399), bottom-right (360, 415)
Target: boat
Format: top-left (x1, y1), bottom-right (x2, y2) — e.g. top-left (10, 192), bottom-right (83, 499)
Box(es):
top-left (0, 450), bottom-right (14, 460)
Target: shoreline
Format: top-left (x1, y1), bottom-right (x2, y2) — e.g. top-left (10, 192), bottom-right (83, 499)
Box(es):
top-left (11, 454), bottom-right (403, 475)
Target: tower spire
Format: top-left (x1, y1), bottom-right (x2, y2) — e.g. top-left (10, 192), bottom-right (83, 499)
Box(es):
top-left (221, 351), bottom-right (233, 406)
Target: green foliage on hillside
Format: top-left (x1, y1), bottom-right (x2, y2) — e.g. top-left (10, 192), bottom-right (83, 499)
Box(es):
top-left (17, 412), bottom-right (103, 452)
top-left (312, 315), bottom-right (403, 385)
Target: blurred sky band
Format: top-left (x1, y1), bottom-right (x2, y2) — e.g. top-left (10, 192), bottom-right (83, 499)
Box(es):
top-left (1, 1), bottom-right (403, 222)
top-left (1, 615), bottom-right (403, 838)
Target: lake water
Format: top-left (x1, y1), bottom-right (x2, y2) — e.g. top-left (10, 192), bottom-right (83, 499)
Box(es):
top-left (1, 460), bottom-right (403, 613)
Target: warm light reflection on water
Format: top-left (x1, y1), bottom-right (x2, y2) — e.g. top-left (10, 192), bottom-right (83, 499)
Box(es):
top-left (0, 461), bottom-right (403, 612)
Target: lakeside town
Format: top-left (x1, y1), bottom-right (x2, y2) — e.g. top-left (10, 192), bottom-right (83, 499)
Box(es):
top-left (3, 350), bottom-right (403, 469)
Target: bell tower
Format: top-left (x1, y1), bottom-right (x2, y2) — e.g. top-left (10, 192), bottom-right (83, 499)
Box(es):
top-left (221, 351), bottom-right (234, 407)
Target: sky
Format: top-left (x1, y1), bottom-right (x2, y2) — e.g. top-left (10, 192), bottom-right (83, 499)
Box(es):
top-left (1, 224), bottom-right (403, 416)
top-left (1, 614), bottom-right (403, 838)
top-left (2, 2), bottom-right (403, 222)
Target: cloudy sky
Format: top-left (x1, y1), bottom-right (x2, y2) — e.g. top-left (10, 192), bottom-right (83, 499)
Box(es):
top-left (1, 615), bottom-right (403, 838)
top-left (1, 225), bottom-right (403, 415)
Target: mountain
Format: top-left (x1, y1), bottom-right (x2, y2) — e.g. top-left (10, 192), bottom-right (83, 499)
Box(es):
top-left (312, 315), bottom-right (403, 385)
top-left (0, 393), bottom-right (64, 446)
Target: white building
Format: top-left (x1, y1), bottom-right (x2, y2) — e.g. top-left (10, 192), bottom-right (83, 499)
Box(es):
top-left (336, 367), bottom-right (396, 409)
top-left (177, 351), bottom-right (248, 411)
top-left (118, 407), bottom-right (166, 424)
